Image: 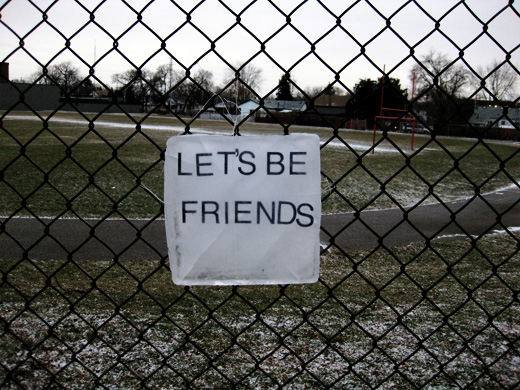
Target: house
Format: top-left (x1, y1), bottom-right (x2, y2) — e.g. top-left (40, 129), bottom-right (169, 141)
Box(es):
top-left (466, 101), bottom-right (520, 140)
top-left (237, 99), bottom-right (307, 117)
top-left (303, 94), bottom-right (366, 129)
top-left (237, 100), bottom-right (260, 116)
top-left (263, 99), bottom-right (306, 112)
top-left (470, 103), bottom-right (520, 129)
top-left (311, 94), bottom-right (351, 116)
top-left (164, 96), bottom-right (188, 112)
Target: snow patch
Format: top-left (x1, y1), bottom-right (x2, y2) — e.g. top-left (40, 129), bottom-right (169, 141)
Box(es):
top-left (433, 226), bottom-right (520, 241)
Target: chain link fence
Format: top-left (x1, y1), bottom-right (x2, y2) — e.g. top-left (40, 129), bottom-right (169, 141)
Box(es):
top-left (1, 0), bottom-right (520, 388)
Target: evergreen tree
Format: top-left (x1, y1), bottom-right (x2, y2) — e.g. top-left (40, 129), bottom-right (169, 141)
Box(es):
top-left (351, 77), bottom-right (408, 127)
top-left (276, 73), bottom-right (294, 101)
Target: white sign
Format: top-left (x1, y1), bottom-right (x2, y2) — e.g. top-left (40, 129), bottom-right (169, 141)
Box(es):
top-left (164, 134), bottom-right (321, 285)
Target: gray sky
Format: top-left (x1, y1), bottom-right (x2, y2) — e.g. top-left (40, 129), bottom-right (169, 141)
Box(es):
top-left (1, 0), bottom-right (519, 95)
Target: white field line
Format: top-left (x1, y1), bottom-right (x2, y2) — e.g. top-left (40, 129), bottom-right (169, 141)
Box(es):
top-left (2, 115), bottom-right (221, 135)
top-left (433, 225), bottom-right (520, 241)
top-left (448, 183), bottom-right (519, 203)
top-left (482, 183), bottom-right (518, 195)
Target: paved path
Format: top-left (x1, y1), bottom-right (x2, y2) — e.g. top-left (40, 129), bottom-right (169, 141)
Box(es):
top-left (1, 188), bottom-right (518, 260)
top-left (321, 187), bottom-right (520, 251)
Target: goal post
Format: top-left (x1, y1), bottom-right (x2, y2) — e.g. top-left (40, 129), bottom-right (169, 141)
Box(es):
top-left (372, 70), bottom-right (417, 153)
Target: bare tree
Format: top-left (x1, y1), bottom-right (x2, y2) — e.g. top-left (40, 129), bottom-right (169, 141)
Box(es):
top-left (411, 51), bottom-right (471, 133)
top-left (304, 84), bottom-right (340, 99)
top-left (152, 64), bottom-right (171, 96)
top-left (31, 61), bottom-right (83, 94)
top-left (153, 62), bottom-right (180, 96)
top-left (472, 60), bottom-right (519, 101)
top-left (221, 63), bottom-right (262, 105)
top-left (112, 68), bottom-right (153, 105)
top-left (173, 68), bottom-right (215, 113)
top-left (150, 64), bottom-right (179, 105)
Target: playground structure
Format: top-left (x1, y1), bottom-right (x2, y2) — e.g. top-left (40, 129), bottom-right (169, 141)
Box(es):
top-left (373, 71), bottom-right (417, 152)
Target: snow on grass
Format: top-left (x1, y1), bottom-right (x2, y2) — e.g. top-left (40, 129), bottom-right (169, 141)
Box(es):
top-left (1, 232), bottom-right (519, 389)
top-left (434, 225), bottom-right (520, 242)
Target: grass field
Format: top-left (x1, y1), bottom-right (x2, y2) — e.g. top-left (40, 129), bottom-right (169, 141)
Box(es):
top-left (1, 234), bottom-right (519, 388)
top-left (1, 111), bottom-right (520, 388)
top-left (1, 111), bottom-right (519, 217)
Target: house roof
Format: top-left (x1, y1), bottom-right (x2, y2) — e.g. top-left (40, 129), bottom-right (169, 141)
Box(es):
top-left (237, 99), bottom-right (306, 111)
top-left (263, 99), bottom-right (306, 111)
top-left (313, 94), bottom-right (351, 107)
top-left (470, 105), bottom-right (520, 125)
top-left (237, 100), bottom-right (259, 107)
top-left (238, 99), bottom-right (307, 111)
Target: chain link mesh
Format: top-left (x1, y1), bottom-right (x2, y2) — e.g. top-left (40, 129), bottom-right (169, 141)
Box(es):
top-left (1, 0), bottom-right (519, 388)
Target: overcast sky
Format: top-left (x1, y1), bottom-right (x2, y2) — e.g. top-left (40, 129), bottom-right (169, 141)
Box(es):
top-left (1, 0), bottom-right (519, 96)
